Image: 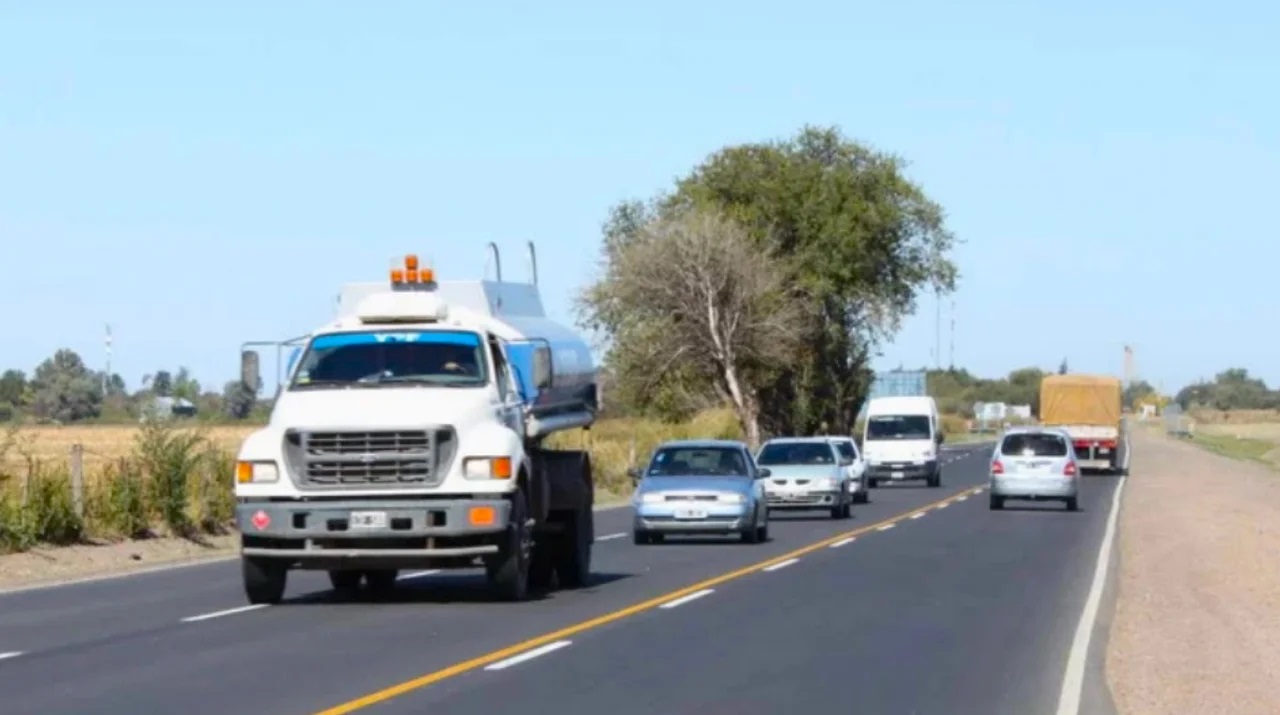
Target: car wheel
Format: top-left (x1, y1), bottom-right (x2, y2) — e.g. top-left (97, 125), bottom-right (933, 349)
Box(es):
top-left (1066, 497), bottom-right (1079, 512)
top-left (989, 494), bottom-right (1004, 510)
top-left (633, 530), bottom-right (650, 545)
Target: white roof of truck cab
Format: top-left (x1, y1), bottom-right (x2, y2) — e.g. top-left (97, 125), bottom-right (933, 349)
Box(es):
top-left (865, 395), bottom-right (938, 416)
top-left (323, 279), bottom-right (583, 344)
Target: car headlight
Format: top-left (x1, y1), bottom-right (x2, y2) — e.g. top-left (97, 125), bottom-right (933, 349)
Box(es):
top-left (236, 460), bottom-right (279, 484)
top-left (463, 456), bottom-right (514, 480)
top-left (815, 477), bottom-right (836, 490)
top-left (640, 492), bottom-right (665, 504)
top-left (717, 492), bottom-right (746, 504)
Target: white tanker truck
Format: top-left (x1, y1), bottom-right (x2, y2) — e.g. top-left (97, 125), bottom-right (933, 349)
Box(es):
top-left (233, 244), bottom-right (599, 604)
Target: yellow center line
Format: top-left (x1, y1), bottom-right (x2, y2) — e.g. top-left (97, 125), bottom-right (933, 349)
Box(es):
top-left (312, 484), bottom-right (983, 714)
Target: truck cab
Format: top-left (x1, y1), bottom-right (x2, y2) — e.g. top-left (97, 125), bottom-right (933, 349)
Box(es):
top-left (234, 250), bottom-right (598, 605)
top-left (860, 395), bottom-right (943, 488)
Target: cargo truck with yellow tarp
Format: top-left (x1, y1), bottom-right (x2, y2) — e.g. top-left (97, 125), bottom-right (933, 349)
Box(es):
top-left (1038, 374), bottom-right (1125, 474)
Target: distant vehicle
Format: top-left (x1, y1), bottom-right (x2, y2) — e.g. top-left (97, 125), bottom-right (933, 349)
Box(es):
top-left (755, 437), bottom-right (853, 519)
top-left (988, 426), bottom-right (1080, 511)
top-left (629, 440), bottom-right (770, 544)
top-left (1039, 374), bottom-right (1124, 474)
top-left (860, 395), bottom-right (943, 488)
top-left (822, 435), bottom-right (869, 504)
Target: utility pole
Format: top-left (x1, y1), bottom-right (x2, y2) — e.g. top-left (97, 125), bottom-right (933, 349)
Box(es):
top-left (103, 324), bottom-right (112, 395)
top-left (949, 297), bottom-right (955, 370)
top-left (934, 288), bottom-right (941, 370)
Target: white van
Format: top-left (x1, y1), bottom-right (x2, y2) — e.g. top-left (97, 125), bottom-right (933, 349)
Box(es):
top-left (860, 395), bottom-right (943, 488)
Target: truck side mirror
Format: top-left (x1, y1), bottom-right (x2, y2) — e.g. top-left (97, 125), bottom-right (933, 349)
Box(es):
top-left (533, 346), bottom-right (553, 390)
top-left (240, 349), bottom-right (261, 393)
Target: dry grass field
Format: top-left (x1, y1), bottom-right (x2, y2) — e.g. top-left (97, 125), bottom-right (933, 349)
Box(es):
top-left (1182, 409), bottom-right (1280, 469)
top-left (1, 423), bottom-right (257, 475)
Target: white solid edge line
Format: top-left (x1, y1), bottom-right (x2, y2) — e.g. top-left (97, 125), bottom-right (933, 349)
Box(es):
top-left (181, 604), bottom-right (268, 623)
top-left (483, 640), bottom-right (573, 671)
top-left (659, 588), bottom-right (715, 609)
top-left (1054, 475), bottom-right (1128, 715)
top-left (876, 523), bottom-right (895, 531)
top-left (0, 652), bottom-right (23, 661)
top-left (595, 532), bottom-right (626, 541)
top-left (829, 537), bottom-right (856, 548)
top-left (762, 558), bottom-right (799, 572)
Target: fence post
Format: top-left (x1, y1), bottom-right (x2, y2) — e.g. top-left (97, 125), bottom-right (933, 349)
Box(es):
top-left (70, 443), bottom-right (84, 519)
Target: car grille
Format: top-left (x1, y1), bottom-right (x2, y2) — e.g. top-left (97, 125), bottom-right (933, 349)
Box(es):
top-left (664, 495), bottom-right (719, 502)
top-left (284, 428), bottom-right (453, 489)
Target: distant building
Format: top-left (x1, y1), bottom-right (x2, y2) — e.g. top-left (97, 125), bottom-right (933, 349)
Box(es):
top-left (140, 396), bottom-right (198, 421)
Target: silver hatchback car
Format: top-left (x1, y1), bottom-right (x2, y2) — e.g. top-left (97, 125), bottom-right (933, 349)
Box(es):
top-left (988, 427), bottom-right (1080, 511)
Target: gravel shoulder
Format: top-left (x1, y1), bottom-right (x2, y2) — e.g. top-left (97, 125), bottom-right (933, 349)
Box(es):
top-left (1106, 428), bottom-right (1280, 715)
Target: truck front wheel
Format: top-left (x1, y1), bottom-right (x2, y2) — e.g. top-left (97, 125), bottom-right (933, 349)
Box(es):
top-left (243, 556), bottom-right (287, 605)
top-left (486, 489), bottom-right (532, 601)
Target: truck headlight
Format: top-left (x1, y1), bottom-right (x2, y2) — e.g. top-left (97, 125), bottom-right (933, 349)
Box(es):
top-left (236, 461), bottom-right (279, 484)
top-left (463, 456), bottom-right (513, 480)
top-left (717, 493), bottom-right (746, 504)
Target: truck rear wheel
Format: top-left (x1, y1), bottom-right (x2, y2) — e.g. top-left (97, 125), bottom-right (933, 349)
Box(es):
top-left (553, 508), bottom-right (592, 589)
top-left (486, 488), bottom-right (532, 601)
top-left (243, 556), bottom-right (287, 605)
top-left (328, 570), bottom-right (361, 594)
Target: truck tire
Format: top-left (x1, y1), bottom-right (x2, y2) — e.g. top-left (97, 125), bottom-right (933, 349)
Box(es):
top-left (486, 488), bottom-right (532, 602)
top-left (554, 508), bottom-right (592, 589)
top-left (364, 569), bottom-right (399, 596)
top-left (528, 537), bottom-right (556, 591)
top-left (328, 570), bottom-right (361, 595)
top-left (243, 556), bottom-right (287, 605)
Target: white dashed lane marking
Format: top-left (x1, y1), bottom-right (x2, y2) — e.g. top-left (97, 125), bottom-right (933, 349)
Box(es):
top-left (762, 558), bottom-right (799, 572)
top-left (181, 604), bottom-right (268, 623)
top-left (0, 652), bottom-right (23, 661)
top-left (829, 537), bottom-right (856, 548)
top-left (659, 589), bottom-right (715, 609)
top-left (483, 641), bottom-right (573, 671)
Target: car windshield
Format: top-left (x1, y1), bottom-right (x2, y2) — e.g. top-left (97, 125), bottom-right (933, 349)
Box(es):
top-left (833, 441), bottom-right (857, 461)
top-left (646, 447), bottom-right (749, 476)
top-left (866, 415), bottom-right (932, 440)
top-left (1001, 433), bottom-right (1069, 457)
top-left (756, 442), bottom-right (835, 466)
top-left (289, 330), bottom-right (489, 389)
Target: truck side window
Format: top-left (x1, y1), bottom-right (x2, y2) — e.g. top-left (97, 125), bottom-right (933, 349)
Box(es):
top-left (489, 339), bottom-right (512, 400)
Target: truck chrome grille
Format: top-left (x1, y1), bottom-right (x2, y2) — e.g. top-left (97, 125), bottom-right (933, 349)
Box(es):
top-left (284, 428), bottom-right (453, 489)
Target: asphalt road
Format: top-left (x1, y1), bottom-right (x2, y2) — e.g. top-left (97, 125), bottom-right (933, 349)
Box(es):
top-left (0, 442), bottom-right (1124, 715)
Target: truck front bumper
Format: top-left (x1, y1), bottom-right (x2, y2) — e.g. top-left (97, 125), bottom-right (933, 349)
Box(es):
top-left (235, 498), bottom-right (513, 568)
top-left (867, 459), bottom-right (938, 482)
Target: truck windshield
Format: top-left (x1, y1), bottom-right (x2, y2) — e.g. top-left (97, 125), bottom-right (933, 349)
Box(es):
top-left (757, 442), bottom-right (836, 466)
top-left (289, 330), bottom-right (489, 389)
top-left (866, 415), bottom-right (932, 440)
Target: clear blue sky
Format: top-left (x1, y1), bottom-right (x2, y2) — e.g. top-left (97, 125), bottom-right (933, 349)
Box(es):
top-left (2, 0), bottom-right (1274, 397)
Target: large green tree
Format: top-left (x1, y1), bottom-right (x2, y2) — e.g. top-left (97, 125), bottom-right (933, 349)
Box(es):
top-left (580, 125), bottom-right (957, 436)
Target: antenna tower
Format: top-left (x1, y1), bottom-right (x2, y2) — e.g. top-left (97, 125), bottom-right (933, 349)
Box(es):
top-left (1123, 344), bottom-right (1135, 388)
top-left (103, 324), bottom-right (113, 395)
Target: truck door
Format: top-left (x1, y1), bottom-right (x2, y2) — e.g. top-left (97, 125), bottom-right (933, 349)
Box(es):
top-left (488, 335), bottom-right (526, 437)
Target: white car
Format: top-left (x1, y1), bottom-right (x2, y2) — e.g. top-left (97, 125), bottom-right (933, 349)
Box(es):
top-left (823, 435), bottom-right (869, 504)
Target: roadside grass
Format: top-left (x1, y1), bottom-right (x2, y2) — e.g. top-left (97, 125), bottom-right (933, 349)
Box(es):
top-left (1191, 433), bottom-right (1279, 469)
top-left (0, 408), bottom-right (977, 554)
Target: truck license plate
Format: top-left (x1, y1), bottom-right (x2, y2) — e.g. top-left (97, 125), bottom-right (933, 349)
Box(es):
top-left (675, 508), bottom-right (707, 519)
top-left (891, 471), bottom-right (905, 480)
top-left (349, 511), bottom-right (388, 529)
